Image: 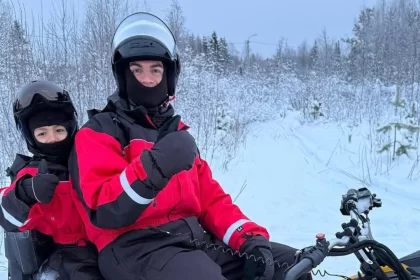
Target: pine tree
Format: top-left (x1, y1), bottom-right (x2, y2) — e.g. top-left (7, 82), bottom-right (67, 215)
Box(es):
top-left (195, 35), bottom-right (203, 54)
top-left (343, 7), bottom-right (376, 83)
top-left (377, 87), bottom-right (420, 161)
top-left (208, 31), bottom-right (222, 72)
top-left (332, 41), bottom-right (342, 76)
top-left (343, 37), bottom-right (359, 83)
top-left (218, 37), bottom-right (230, 71)
top-left (208, 32), bottom-right (219, 60)
top-left (201, 36), bottom-right (208, 55)
top-left (309, 40), bottom-right (319, 71)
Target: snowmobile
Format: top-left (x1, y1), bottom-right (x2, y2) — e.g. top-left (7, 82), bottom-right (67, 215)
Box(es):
top-left (283, 187), bottom-right (420, 280)
top-left (4, 229), bottom-right (57, 280)
top-left (5, 187), bottom-right (419, 280)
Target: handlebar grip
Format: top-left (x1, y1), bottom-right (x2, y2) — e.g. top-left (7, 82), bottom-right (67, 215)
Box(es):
top-left (284, 258), bottom-right (313, 280)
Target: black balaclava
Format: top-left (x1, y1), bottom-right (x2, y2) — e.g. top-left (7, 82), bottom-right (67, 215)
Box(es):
top-left (124, 64), bottom-right (169, 109)
top-left (27, 110), bottom-right (73, 164)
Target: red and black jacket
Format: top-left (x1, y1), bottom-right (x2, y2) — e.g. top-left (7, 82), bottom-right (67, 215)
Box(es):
top-left (0, 154), bottom-right (88, 245)
top-left (69, 93), bottom-right (269, 251)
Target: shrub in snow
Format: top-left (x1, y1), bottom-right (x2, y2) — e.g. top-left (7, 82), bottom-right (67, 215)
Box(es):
top-left (377, 87), bottom-right (420, 161)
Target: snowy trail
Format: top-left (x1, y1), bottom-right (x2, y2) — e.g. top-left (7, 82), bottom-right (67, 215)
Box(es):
top-left (213, 115), bottom-right (420, 279)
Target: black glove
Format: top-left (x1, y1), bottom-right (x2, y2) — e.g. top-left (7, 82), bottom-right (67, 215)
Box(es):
top-left (240, 235), bottom-right (275, 280)
top-left (141, 130), bottom-right (198, 188)
top-left (16, 159), bottom-right (60, 205)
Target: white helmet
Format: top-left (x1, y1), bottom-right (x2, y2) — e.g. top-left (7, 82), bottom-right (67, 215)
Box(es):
top-left (111, 12), bottom-right (181, 97)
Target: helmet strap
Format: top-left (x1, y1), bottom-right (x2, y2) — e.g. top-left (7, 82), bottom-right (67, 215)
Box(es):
top-left (161, 95), bottom-right (175, 108)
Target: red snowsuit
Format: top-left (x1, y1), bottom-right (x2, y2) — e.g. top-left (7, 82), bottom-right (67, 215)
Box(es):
top-left (0, 154), bottom-right (104, 280)
top-left (69, 93), bottom-right (269, 252)
top-left (0, 154), bottom-right (87, 244)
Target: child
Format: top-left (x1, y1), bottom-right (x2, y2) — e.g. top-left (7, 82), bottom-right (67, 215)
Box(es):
top-left (0, 80), bottom-right (103, 280)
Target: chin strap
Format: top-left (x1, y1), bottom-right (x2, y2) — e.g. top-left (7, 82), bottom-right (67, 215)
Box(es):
top-left (128, 94), bottom-right (175, 110)
top-left (162, 95), bottom-right (176, 108)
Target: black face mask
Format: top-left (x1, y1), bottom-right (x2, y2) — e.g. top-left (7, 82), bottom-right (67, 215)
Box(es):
top-left (125, 67), bottom-right (168, 109)
top-left (34, 135), bottom-right (73, 165)
top-left (28, 110), bottom-right (75, 166)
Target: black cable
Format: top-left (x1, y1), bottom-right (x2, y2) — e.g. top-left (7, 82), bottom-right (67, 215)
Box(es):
top-left (147, 226), bottom-right (411, 280)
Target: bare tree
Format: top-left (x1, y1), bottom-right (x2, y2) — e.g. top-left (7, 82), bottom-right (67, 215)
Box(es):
top-left (131, 0), bottom-right (151, 12)
top-left (0, 0), bottom-right (13, 79)
top-left (77, 0), bottom-right (129, 122)
top-left (317, 27), bottom-right (333, 76)
top-left (165, 0), bottom-right (186, 49)
top-left (42, 0), bottom-right (81, 86)
top-left (0, 0), bottom-right (29, 185)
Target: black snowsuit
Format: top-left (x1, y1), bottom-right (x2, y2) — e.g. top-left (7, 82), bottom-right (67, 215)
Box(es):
top-left (98, 217), bottom-right (311, 280)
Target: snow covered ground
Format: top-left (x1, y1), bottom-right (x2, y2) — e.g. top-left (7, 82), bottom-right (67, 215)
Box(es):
top-left (0, 112), bottom-right (419, 279)
top-left (209, 112), bottom-right (420, 279)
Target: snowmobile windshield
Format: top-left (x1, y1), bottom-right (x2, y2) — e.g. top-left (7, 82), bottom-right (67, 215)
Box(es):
top-left (111, 12), bottom-right (177, 61)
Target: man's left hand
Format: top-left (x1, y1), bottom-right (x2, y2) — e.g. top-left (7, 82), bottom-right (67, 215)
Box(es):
top-left (240, 235), bottom-right (275, 280)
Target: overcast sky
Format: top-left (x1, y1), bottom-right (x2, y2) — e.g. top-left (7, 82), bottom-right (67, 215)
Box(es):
top-left (13, 0), bottom-right (378, 57)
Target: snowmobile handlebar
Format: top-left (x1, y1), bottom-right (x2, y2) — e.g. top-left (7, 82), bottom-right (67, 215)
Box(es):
top-left (283, 187), bottom-right (410, 280)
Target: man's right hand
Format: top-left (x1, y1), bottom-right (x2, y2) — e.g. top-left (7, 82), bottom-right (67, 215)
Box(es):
top-left (148, 130), bottom-right (199, 179)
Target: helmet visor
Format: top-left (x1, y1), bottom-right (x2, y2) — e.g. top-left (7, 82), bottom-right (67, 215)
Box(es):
top-left (14, 81), bottom-right (71, 111)
top-left (111, 12), bottom-right (177, 60)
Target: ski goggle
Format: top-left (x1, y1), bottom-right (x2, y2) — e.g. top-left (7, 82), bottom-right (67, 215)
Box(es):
top-left (14, 83), bottom-right (72, 112)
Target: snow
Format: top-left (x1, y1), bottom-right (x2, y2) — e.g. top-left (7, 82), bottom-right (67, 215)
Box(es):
top-left (0, 112), bottom-right (419, 279)
top-left (207, 111), bottom-right (420, 279)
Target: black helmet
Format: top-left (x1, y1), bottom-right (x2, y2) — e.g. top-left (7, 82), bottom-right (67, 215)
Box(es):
top-left (13, 80), bottom-right (78, 158)
top-left (110, 12), bottom-right (181, 98)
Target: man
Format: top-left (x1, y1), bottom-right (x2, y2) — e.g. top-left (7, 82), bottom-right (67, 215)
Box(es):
top-left (69, 12), bottom-right (312, 280)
